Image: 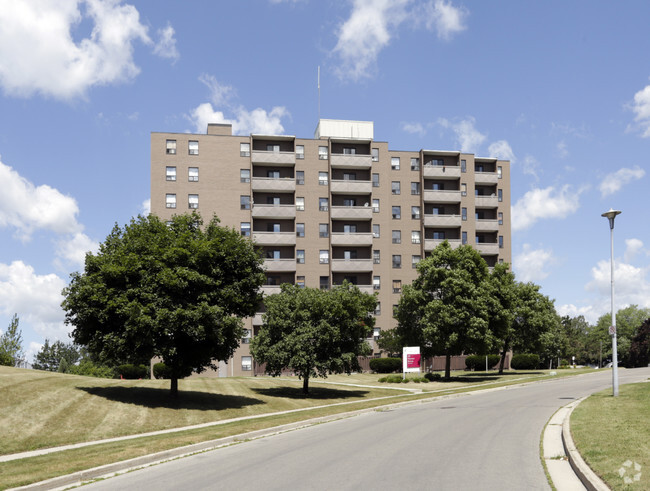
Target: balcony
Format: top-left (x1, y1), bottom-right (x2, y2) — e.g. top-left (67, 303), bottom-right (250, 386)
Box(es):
top-left (474, 172), bottom-right (499, 184)
top-left (423, 214), bottom-right (462, 227)
top-left (474, 195), bottom-right (499, 208)
top-left (475, 219), bottom-right (499, 232)
top-left (252, 313), bottom-right (264, 326)
top-left (261, 285), bottom-right (283, 296)
top-left (251, 204), bottom-right (296, 219)
top-left (330, 154), bottom-right (372, 169)
top-left (330, 206), bottom-right (373, 220)
top-left (330, 179), bottom-right (372, 195)
top-left (263, 259), bottom-right (297, 272)
top-left (474, 242), bottom-right (500, 255)
top-left (423, 165), bottom-right (461, 179)
top-left (333, 284), bottom-right (374, 295)
top-left (251, 150), bottom-right (295, 166)
top-left (424, 239), bottom-right (462, 251)
top-left (423, 190), bottom-right (462, 203)
top-left (330, 232), bottom-right (374, 246)
top-left (251, 177), bottom-right (296, 193)
top-left (252, 231), bottom-right (296, 246)
top-left (331, 259), bottom-right (374, 272)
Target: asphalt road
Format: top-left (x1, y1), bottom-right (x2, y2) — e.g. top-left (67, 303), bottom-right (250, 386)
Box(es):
top-left (85, 367), bottom-right (650, 491)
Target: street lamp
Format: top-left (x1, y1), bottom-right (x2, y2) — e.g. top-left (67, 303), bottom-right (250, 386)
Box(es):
top-left (601, 208), bottom-right (621, 397)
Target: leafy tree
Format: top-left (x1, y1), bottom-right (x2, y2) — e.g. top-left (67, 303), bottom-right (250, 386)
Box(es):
top-left (376, 328), bottom-right (403, 358)
top-left (32, 339), bottom-right (81, 372)
top-left (62, 213), bottom-right (265, 397)
top-left (251, 282), bottom-right (376, 395)
top-left (589, 305), bottom-right (650, 365)
top-left (628, 318), bottom-right (650, 368)
top-left (395, 242), bottom-right (491, 379)
top-left (0, 314), bottom-right (23, 367)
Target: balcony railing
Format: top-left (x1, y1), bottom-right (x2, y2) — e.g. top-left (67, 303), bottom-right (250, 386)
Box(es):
top-left (474, 195), bottom-right (499, 207)
top-left (474, 242), bottom-right (500, 255)
top-left (330, 154), bottom-right (372, 169)
top-left (251, 177), bottom-right (296, 193)
top-left (423, 190), bottom-right (462, 203)
top-left (330, 232), bottom-right (374, 246)
top-left (330, 179), bottom-right (372, 195)
top-left (252, 231), bottom-right (296, 246)
top-left (251, 204), bottom-right (296, 219)
top-left (330, 259), bottom-right (374, 272)
top-left (424, 238), bottom-right (462, 251)
top-left (423, 165), bottom-right (461, 178)
top-left (251, 150), bottom-right (295, 165)
top-left (261, 285), bottom-right (283, 296)
top-left (475, 219), bottom-right (499, 232)
top-left (423, 214), bottom-right (462, 227)
top-left (252, 313), bottom-right (264, 326)
top-left (474, 172), bottom-right (499, 184)
top-left (263, 259), bottom-right (297, 272)
top-left (333, 284), bottom-right (374, 295)
top-left (330, 206), bottom-right (373, 220)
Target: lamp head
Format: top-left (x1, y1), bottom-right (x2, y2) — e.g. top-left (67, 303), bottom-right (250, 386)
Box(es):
top-left (601, 209), bottom-right (621, 229)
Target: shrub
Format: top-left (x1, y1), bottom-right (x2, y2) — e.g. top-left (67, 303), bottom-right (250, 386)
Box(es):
top-left (510, 354), bottom-right (540, 370)
top-left (369, 357), bottom-right (402, 373)
top-left (69, 360), bottom-right (114, 378)
top-left (424, 372), bottom-right (441, 381)
top-left (465, 354), bottom-right (500, 371)
top-left (116, 364), bottom-right (149, 379)
top-left (153, 362), bottom-right (171, 379)
top-left (378, 376), bottom-right (388, 383)
top-left (382, 374), bottom-right (403, 383)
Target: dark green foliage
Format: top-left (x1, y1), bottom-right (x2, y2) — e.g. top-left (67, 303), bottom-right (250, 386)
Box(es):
top-left (369, 357), bottom-right (402, 373)
top-left (153, 362), bottom-right (172, 379)
top-left (68, 360), bottom-right (114, 378)
top-left (32, 339), bottom-right (81, 372)
top-left (510, 353), bottom-right (540, 370)
top-left (251, 282), bottom-right (376, 394)
top-left (465, 354), bottom-right (500, 371)
top-left (628, 319), bottom-right (650, 368)
top-left (62, 213), bottom-right (265, 397)
top-left (424, 372), bottom-right (441, 381)
top-left (0, 314), bottom-right (23, 366)
top-left (376, 328), bottom-right (403, 357)
top-left (116, 364), bottom-right (148, 379)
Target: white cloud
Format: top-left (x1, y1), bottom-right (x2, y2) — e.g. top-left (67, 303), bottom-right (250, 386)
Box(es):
top-left (0, 0), bottom-right (152, 100)
top-left (141, 198), bottom-right (151, 215)
top-left (0, 261), bottom-right (69, 341)
top-left (199, 74), bottom-right (235, 107)
top-left (401, 122), bottom-right (426, 137)
top-left (557, 304), bottom-right (598, 324)
top-left (26, 341), bottom-right (44, 364)
top-left (521, 155), bottom-right (540, 181)
top-left (513, 244), bottom-right (554, 283)
top-left (511, 185), bottom-right (581, 231)
top-left (438, 117), bottom-right (486, 153)
top-left (487, 140), bottom-right (515, 163)
top-left (598, 166), bottom-right (645, 197)
top-left (0, 159), bottom-right (82, 241)
top-left (54, 232), bottom-right (99, 271)
top-left (153, 22), bottom-right (179, 62)
top-left (556, 141), bottom-right (568, 159)
top-left (628, 83), bottom-right (650, 138)
top-left (332, 0), bottom-right (467, 81)
top-left (586, 259), bottom-right (650, 311)
top-left (624, 238), bottom-right (645, 263)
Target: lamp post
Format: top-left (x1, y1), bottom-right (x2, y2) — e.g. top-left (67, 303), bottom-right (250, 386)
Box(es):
top-left (601, 208), bottom-right (621, 397)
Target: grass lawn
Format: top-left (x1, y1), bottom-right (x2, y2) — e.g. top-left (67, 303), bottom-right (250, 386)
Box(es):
top-left (571, 381), bottom-right (650, 490)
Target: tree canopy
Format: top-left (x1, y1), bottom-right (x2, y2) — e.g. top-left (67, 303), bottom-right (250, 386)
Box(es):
top-left (62, 213), bottom-right (265, 396)
top-left (0, 314), bottom-right (23, 367)
top-left (250, 282), bottom-right (376, 394)
top-left (32, 339), bottom-right (81, 372)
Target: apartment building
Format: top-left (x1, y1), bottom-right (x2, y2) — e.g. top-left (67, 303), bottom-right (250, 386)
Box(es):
top-left (151, 119), bottom-right (511, 376)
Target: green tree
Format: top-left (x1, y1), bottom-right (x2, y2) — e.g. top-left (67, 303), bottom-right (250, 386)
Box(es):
top-left (251, 282), bottom-right (376, 395)
top-left (376, 328), bottom-right (403, 358)
top-left (395, 242), bottom-right (491, 379)
top-left (589, 305), bottom-right (650, 366)
top-left (628, 318), bottom-right (650, 367)
top-left (0, 314), bottom-right (23, 367)
top-left (62, 213), bottom-right (265, 397)
top-left (32, 339), bottom-right (81, 372)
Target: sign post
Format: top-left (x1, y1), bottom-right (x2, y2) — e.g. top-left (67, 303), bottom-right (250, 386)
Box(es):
top-left (403, 346), bottom-right (421, 380)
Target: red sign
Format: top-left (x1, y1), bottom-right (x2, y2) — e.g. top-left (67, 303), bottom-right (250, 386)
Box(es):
top-left (406, 354), bottom-right (421, 369)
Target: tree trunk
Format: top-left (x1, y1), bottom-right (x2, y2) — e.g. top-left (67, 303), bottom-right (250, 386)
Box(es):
top-left (445, 353), bottom-right (451, 379)
top-left (302, 375), bottom-right (309, 395)
top-left (170, 377), bottom-right (178, 398)
top-left (498, 339), bottom-right (510, 375)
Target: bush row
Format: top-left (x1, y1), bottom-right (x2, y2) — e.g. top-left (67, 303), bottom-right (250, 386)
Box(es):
top-left (369, 357), bottom-right (402, 373)
top-left (510, 353), bottom-right (540, 370)
top-left (378, 372), bottom-right (442, 383)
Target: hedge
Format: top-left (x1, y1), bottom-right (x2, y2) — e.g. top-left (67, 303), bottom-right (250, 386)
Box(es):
top-left (116, 364), bottom-right (149, 379)
top-left (153, 362), bottom-right (172, 379)
top-left (465, 354), bottom-right (500, 371)
top-left (510, 353), bottom-right (540, 370)
top-left (369, 357), bottom-right (402, 373)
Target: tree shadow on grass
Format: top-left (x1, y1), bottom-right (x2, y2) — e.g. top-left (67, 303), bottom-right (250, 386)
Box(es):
top-left (252, 386), bottom-right (368, 400)
top-left (77, 386), bottom-right (264, 411)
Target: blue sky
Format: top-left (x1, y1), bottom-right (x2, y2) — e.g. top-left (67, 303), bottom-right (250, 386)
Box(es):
top-left (1, 0), bottom-right (649, 361)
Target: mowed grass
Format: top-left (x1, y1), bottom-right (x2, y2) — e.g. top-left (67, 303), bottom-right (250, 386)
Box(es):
top-left (571, 381), bottom-right (650, 490)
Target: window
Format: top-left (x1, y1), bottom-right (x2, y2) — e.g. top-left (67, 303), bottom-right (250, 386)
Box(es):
top-left (412, 255), bottom-right (421, 269)
top-left (241, 356), bottom-right (252, 371)
top-left (412, 230), bottom-right (421, 244)
top-left (343, 224), bottom-right (357, 233)
top-left (411, 158), bottom-right (420, 171)
top-left (297, 250), bottom-right (305, 264)
top-left (391, 157), bottom-right (400, 170)
top-left (319, 172), bottom-right (329, 185)
top-left (296, 223), bottom-right (305, 237)
top-left (498, 189), bottom-right (503, 202)
top-left (498, 259), bottom-right (504, 264)
top-left (462, 231), bottom-right (468, 245)
top-left (240, 169), bottom-right (250, 183)
top-left (498, 212), bottom-right (503, 225)
top-left (166, 139), bottom-right (176, 154)
top-left (373, 328), bottom-right (381, 341)
top-left (319, 223), bottom-right (329, 238)
top-left (372, 148), bottom-right (379, 162)
top-left (343, 147), bottom-right (356, 155)
top-left (411, 182), bottom-right (420, 195)
top-left (411, 206), bottom-right (421, 219)
top-left (188, 167), bottom-right (199, 182)
top-left (392, 280), bottom-right (402, 294)
top-left (319, 198), bottom-right (329, 211)
top-left (391, 181), bottom-right (401, 195)
top-left (461, 159), bottom-right (466, 172)
top-left (241, 329), bottom-right (251, 344)
top-left (296, 276), bottom-right (305, 288)
top-left (267, 144), bottom-right (280, 152)
top-left (343, 198), bottom-right (356, 207)
top-left (392, 255), bottom-right (402, 269)
top-left (372, 173), bottom-right (379, 187)
top-left (432, 182), bottom-right (444, 191)
top-left (296, 171), bottom-right (304, 185)
top-left (343, 172), bottom-right (356, 181)
top-left (188, 140), bottom-right (199, 155)
top-left (373, 276), bottom-right (381, 290)
top-left (498, 166), bottom-right (502, 179)
top-left (392, 230), bottom-right (401, 244)
top-left (165, 166), bottom-right (176, 181)
top-left (240, 143), bottom-right (250, 157)
top-left (240, 222), bottom-right (250, 237)
top-left (373, 224), bottom-right (380, 238)
top-left (267, 222), bottom-right (280, 233)
top-left (240, 195), bottom-right (250, 210)
top-left (392, 206), bottom-right (401, 219)
top-left (374, 302), bottom-right (381, 316)
top-left (296, 145), bottom-right (305, 159)
top-left (499, 235), bottom-right (504, 248)
top-left (373, 250), bottom-right (380, 264)
top-left (476, 164), bottom-right (484, 173)
top-left (372, 199), bottom-right (380, 213)
top-left (165, 194), bottom-right (176, 208)
top-left (427, 158), bottom-right (444, 166)
top-left (320, 276), bottom-right (329, 290)
top-left (461, 183), bottom-right (467, 196)
top-left (343, 250), bottom-right (357, 260)
top-left (433, 231), bottom-right (445, 240)
top-left (266, 170), bottom-right (280, 179)
top-left (319, 146), bottom-right (328, 160)
top-left (296, 197), bottom-right (305, 211)
top-left (266, 249), bottom-right (281, 260)
top-left (462, 207), bottom-right (467, 221)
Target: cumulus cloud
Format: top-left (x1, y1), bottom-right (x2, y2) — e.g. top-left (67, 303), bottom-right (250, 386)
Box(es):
top-left (513, 244), bottom-right (555, 283)
top-left (0, 0), bottom-right (154, 100)
top-left (0, 261), bottom-right (69, 341)
top-left (487, 140), bottom-right (515, 163)
top-left (153, 23), bottom-right (179, 62)
top-left (438, 117), bottom-right (486, 153)
top-left (624, 238), bottom-right (646, 263)
top-left (54, 232), bottom-right (99, 271)
top-left (598, 166), bottom-right (645, 197)
top-left (511, 185), bottom-right (581, 231)
top-left (628, 83), bottom-right (650, 138)
top-left (586, 259), bottom-right (650, 311)
top-left (0, 159), bottom-right (82, 241)
top-left (141, 198), bottom-right (151, 215)
top-left (521, 155), bottom-right (540, 181)
top-left (556, 304), bottom-right (598, 324)
top-left (332, 0), bottom-right (467, 81)
top-left (401, 122), bottom-right (426, 137)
